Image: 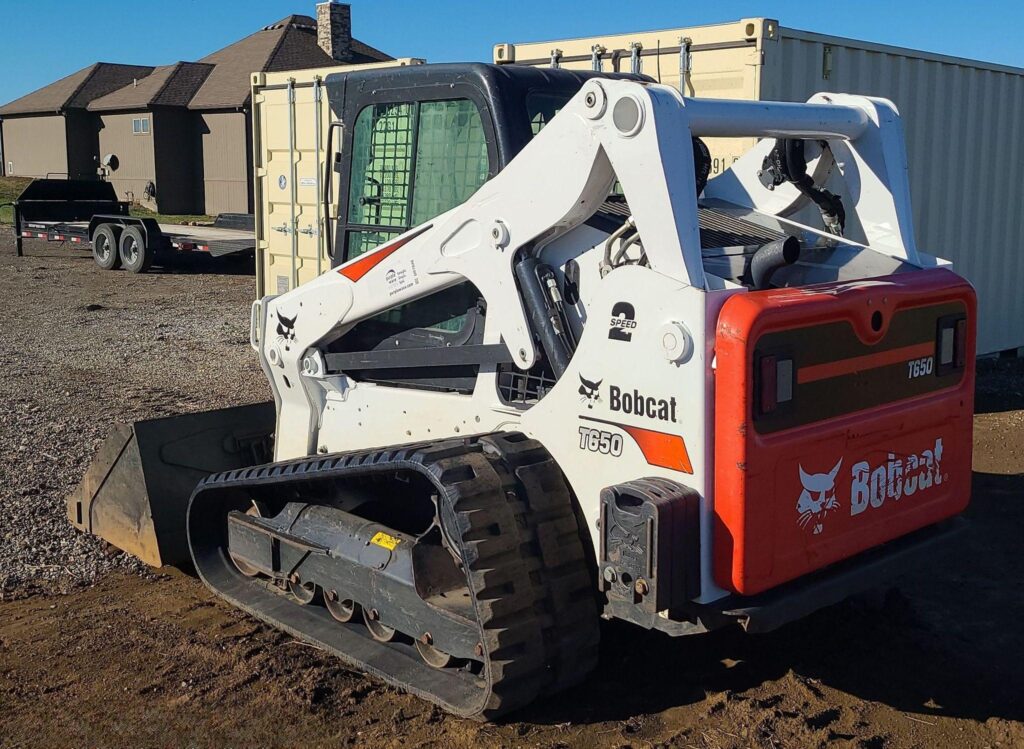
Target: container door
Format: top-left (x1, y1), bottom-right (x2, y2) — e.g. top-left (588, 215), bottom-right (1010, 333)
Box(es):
top-left (254, 77), bottom-right (333, 297)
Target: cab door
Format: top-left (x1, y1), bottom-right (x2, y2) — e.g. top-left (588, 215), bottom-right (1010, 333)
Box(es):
top-left (332, 81), bottom-right (500, 265)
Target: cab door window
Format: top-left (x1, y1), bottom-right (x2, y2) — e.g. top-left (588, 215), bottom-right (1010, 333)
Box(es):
top-left (346, 99), bottom-right (489, 260)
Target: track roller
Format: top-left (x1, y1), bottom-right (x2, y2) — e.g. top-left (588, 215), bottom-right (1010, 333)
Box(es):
top-left (363, 608), bottom-right (398, 642)
top-left (288, 576), bottom-right (321, 605)
top-left (416, 634), bottom-right (455, 669)
top-left (325, 592), bottom-right (358, 623)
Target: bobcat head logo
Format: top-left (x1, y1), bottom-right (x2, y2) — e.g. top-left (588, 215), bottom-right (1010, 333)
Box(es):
top-left (578, 375), bottom-right (602, 408)
top-left (797, 459), bottom-right (842, 535)
top-left (276, 311), bottom-right (297, 351)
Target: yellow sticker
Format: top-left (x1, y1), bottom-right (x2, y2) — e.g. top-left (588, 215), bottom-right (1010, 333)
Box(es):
top-left (370, 531), bottom-right (401, 550)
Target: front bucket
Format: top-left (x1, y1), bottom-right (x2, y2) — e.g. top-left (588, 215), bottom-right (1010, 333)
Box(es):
top-left (67, 402), bottom-right (275, 567)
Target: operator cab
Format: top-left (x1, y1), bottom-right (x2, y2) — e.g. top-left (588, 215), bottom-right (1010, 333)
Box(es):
top-left (322, 64), bottom-right (643, 392)
top-left (323, 63), bottom-right (645, 265)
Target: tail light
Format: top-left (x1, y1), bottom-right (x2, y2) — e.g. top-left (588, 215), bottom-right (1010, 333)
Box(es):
top-left (955, 318), bottom-right (967, 368)
top-left (757, 354), bottom-right (793, 415)
top-left (936, 314), bottom-right (968, 375)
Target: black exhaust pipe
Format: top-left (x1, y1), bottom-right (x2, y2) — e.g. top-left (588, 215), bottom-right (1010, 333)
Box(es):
top-left (749, 236), bottom-right (801, 290)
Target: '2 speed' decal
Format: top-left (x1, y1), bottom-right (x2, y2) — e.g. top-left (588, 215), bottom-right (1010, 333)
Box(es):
top-left (608, 302), bottom-right (637, 342)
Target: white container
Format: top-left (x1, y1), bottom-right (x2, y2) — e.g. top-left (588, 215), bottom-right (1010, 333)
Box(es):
top-left (496, 19), bottom-right (1024, 354)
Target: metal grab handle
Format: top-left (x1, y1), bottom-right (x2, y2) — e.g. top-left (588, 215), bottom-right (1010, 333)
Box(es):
top-left (249, 300), bottom-right (262, 351)
top-left (323, 121), bottom-right (345, 262)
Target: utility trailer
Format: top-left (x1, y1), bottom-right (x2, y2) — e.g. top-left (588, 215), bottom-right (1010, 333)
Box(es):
top-left (9, 178), bottom-right (256, 272)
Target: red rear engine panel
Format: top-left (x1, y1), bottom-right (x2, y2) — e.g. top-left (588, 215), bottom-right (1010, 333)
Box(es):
top-left (714, 269), bottom-right (976, 596)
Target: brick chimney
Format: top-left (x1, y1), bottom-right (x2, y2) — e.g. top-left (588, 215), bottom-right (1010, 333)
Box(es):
top-left (317, 1), bottom-right (353, 62)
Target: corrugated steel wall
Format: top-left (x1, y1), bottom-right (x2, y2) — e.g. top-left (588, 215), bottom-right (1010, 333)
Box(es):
top-left (1, 115), bottom-right (69, 178)
top-left (495, 20), bottom-right (766, 176)
top-left (252, 60), bottom-right (425, 297)
top-left (767, 30), bottom-right (1024, 354)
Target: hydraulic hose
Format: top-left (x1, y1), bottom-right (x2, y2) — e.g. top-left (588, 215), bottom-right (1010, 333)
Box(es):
top-left (749, 236), bottom-right (801, 290)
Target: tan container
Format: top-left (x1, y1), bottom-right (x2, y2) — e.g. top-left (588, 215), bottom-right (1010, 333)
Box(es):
top-left (251, 58), bottom-right (424, 299)
top-left (496, 20), bottom-right (1024, 355)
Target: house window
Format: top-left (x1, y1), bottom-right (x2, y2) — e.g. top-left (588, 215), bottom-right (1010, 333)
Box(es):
top-left (132, 117), bottom-right (150, 135)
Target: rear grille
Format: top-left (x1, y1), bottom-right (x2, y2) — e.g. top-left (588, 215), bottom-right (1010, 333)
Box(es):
top-left (596, 197), bottom-right (785, 249)
top-left (698, 208), bottom-right (783, 249)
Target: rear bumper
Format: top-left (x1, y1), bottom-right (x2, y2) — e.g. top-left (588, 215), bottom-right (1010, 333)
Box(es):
top-left (656, 516), bottom-right (967, 636)
top-left (720, 516), bottom-right (966, 632)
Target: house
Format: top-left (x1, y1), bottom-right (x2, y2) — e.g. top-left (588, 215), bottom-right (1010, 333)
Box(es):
top-left (86, 63), bottom-right (214, 214)
top-left (0, 2), bottom-right (392, 215)
top-left (0, 63), bottom-right (156, 180)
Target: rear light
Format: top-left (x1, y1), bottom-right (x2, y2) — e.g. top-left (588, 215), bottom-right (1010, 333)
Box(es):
top-left (936, 314), bottom-right (968, 375)
top-left (757, 354), bottom-right (793, 415)
top-left (939, 326), bottom-right (955, 367)
top-left (759, 355), bottom-right (777, 413)
top-left (955, 318), bottom-right (967, 368)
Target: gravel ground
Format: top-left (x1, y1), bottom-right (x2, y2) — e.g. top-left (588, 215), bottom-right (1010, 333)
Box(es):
top-left (0, 229), bottom-right (268, 596)
top-left (1, 230), bottom-right (1023, 748)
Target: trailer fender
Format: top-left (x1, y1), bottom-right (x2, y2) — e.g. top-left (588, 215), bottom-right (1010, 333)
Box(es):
top-left (88, 216), bottom-right (164, 251)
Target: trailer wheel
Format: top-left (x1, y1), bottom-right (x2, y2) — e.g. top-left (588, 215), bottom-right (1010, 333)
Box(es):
top-left (119, 226), bottom-right (153, 273)
top-left (92, 224), bottom-right (121, 270)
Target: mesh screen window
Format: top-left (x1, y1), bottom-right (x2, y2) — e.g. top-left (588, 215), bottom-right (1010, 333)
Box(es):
top-left (346, 99), bottom-right (489, 259)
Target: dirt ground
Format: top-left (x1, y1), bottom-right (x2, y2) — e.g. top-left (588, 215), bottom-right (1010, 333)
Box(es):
top-left (1, 232), bottom-right (1022, 749)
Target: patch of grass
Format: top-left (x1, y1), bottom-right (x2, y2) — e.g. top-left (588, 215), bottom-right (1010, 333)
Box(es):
top-left (128, 203), bottom-right (215, 226)
top-left (0, 177), bottom-right (32, 223)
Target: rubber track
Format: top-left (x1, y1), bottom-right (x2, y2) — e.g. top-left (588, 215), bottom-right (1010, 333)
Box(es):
top-left (479, 434), bottom-right (601, 694)
top-left (186, 433), bottom-right (599, 719)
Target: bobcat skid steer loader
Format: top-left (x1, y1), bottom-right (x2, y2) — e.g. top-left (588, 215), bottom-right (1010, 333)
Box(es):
top-left (68, 64), bottom-right (974, 719)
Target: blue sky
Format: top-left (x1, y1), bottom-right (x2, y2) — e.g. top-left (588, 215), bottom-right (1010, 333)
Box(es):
top-left (2, 0), bottom-right (1022, 105)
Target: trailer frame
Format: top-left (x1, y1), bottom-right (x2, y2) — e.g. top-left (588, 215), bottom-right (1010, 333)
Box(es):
top-left (10, 178), bottom-right (255, 270)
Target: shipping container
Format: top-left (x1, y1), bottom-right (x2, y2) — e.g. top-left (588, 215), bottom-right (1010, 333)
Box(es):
top-left (251, 58), bottom-right (424, 298)
top-left (495, 19), bottom-right (1024, 355)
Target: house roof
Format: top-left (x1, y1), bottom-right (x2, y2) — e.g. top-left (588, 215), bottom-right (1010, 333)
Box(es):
top-left (88, 62), bottom-right (215, 112)
top-left (1, 15), bottom-right (394, 116)
top-left (187, 14), bottom-right (393, 110)
top-left (0, 62), bottom-right (156, 116)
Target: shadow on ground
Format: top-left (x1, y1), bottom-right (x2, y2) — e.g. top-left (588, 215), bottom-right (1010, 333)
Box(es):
top-left (516, 469), bottom-right (1024, 728)
top-left (975, 357), bottom-right (1024, 413)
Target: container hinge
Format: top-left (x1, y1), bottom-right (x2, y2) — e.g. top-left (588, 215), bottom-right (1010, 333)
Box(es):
top-left (629, 41), bottom-right (643, 75)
